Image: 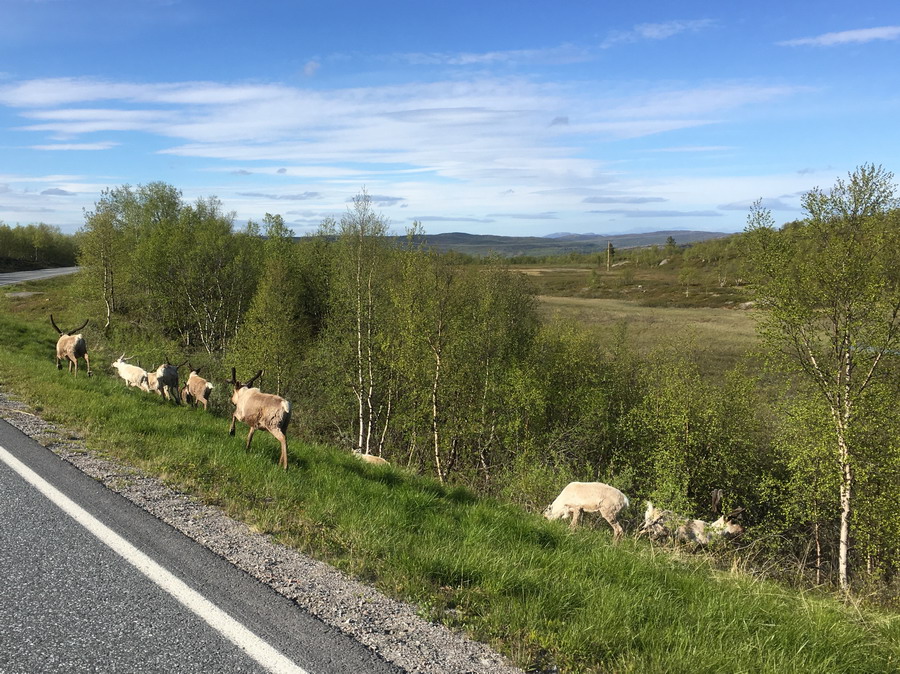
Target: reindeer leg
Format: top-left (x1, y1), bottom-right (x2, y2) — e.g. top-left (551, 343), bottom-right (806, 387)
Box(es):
top-left (570, 507), bottom-right (582, 530)
top-left (84, 353), bottom-right (91, 377)
top-left (229, 416), bottom-right (237, 436)
top-left (245, 427), bottom-right (256, 451)
top-left (609, 519), bottom-right (624, 541)
top-left (271, 429), bottom-right (288, 470)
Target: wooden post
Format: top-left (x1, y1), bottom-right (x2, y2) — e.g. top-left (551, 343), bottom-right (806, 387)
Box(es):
top-left (607, 241), bottom-right (612, 271)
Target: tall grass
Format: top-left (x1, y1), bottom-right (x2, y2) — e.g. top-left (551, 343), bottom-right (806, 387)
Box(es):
top-left (1, 284), bottom-right (898, 672)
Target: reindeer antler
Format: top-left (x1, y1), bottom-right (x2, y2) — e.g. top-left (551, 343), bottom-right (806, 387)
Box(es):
top-left (711, 488), bottom-right (723, 516)
top-left (50, 314), bottom-right (63, 335)
top-left (246, 370), bottom-right (263, 388)
top-left (230, 367), bottom-right (239, 387)
top-left (69, 319), bottom-right (89, 335)
top-left (725, 506), bottom-right (745, 522)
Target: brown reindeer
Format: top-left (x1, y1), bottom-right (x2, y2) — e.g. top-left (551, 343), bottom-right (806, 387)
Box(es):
top-left (183, 364), bottom-right (213, 410)
top-left (228, 369), bottom-right (292, 470)
top-left (50, 315), bottom-right (91, 377)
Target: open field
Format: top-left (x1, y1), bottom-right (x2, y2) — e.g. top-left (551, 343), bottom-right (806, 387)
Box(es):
top-left (537, 295), bottom-right (760, 376)
top-left (1, 274), bottom-right (899, 672)
top-left (514, 261), bottom-right (751, 308)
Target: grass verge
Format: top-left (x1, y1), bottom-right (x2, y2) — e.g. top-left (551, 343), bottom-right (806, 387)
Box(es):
top-left (1, 280), bottom-right (898, 673)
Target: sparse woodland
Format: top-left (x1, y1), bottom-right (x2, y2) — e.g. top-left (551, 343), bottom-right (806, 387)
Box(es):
top-left (64, 168), bottom-right (900, 603)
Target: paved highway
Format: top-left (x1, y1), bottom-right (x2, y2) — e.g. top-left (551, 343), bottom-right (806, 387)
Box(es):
top-left (0, 266), bottom-right (81, 287)
top-left (0, 419), bottom-right (400, 673)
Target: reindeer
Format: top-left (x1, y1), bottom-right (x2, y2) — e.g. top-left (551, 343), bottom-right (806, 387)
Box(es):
top-left (228, 369), bottom-right (292, 470)
top-left (50, 315), bottom-right (91, 376)
top-left (147, 356), bottom-right (185, 402)
top-left (641, 496), bottom-right (745, 546)
top-left (183, 364), bottom-right (213, 411)
top-left (111, 353), bottom-right (149, 390)
top-left (543, 482), bottom-right (630, 539)
top-left (352, 448), bottom-right (389, 466)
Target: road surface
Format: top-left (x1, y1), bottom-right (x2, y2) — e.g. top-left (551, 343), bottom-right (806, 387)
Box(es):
top-left (0, 419), bottom-right (399, 674)
top-left (0, 266), bottom-right (81, 287)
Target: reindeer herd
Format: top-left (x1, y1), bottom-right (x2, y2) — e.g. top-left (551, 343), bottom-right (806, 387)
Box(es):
top-left (51, 315), bottom-right (295, 470)
top-left (51, 316), bottom-right (743, 546)
top-left (542, 480), bottom-right (745, 546)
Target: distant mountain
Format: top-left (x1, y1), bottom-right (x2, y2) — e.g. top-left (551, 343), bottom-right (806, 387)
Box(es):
top-left (543, 232), bottom-right (600, 239)
top-left (400, 230), bottom-right (730, 257)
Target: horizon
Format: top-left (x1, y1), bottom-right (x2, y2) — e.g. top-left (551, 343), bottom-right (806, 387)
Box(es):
top-left (1, 1), bottom-right (898, 237)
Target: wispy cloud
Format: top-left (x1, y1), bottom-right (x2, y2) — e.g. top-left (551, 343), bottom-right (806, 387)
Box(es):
top-left (237, 191), bottom-right (322, 200)
top-left (779, 26), bottom-right (900, 47)
top-left (602, 19), bottom-right (714, 48)
top-left (414, 215), bottom-right (495, 223)
top-left (344, 194), bottom-right (405, 206)
top-left (487, 212), bottom-right (559, 220)
top-left (583, 196), bottom-right (667, 204)
top-left (718, 197), bottom-right (797, 211)
top-left (41, 188), bottom-right (75, 196)
top-left (401, 43), bottom-right (592, 67)
top-left (30, 141), bottom-right (119, 151)
top-left (647, 145), bottom-right (736, 153)
top-left (587, 209), bottom-right (722, 218)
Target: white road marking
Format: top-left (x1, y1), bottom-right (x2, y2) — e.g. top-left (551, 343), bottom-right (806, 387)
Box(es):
top-left (0, 444), bottom-right (309, 674)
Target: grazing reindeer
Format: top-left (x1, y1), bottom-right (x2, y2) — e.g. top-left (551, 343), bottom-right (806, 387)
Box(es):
top-left (642, 500), bottom-right (745, 546)
top-left (543, 482), bottom-right (630, 539)
top-left (183, 364), bottom-right (213, 411)
top-left (50, 315), bottom-right (91, 376)
top-left (229, 369), bottom-right (292, 470)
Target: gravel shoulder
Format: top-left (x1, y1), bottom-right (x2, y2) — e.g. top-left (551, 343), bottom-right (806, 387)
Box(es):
top-left (0, 389), bottom-right (523, 674)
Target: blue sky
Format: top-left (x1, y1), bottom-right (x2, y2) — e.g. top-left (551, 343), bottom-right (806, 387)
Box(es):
top-left (1, 1), bottom-right (898, 237)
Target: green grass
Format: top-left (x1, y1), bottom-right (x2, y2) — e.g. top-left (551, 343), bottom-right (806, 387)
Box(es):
top-left (1, 280), bottom-right (899, 672)
top-left (517, 263), bottom-right (751, 308)
top-left (537, 295), bottom-right (760, 378)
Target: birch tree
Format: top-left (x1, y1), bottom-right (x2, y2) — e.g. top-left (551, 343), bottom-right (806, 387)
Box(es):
top-left (744, 164), bottom-right (900, 591)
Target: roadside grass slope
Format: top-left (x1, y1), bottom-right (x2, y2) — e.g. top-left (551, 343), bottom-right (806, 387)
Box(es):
top-left (0, 278), bottom-right (898, 673)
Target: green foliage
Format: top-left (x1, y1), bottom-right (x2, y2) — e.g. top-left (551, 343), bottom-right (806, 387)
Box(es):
top-left (744, 164), bottom-right (900, 589)
top-left (229, 215), bottom-right (309, 397)
top-left (0, 221), bottom-right (77, 270)
top-left (78, 182), bottom-right (262, 351)
top-left (2, 301), bottom-right (899, 674)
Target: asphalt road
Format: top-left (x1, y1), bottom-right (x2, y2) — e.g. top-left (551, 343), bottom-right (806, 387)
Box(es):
top-left (0, 419), bottom-right (400, 674)
top-left (0, 266), bottom-right (81, 287)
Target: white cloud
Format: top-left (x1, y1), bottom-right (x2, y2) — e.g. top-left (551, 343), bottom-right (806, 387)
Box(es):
top-left (303, 60), bottom-right (321, 77)
top-left (780, 26), bottom-right (900, 47)
top-left (718, 197), bottom-right (798, 211)
top-left (648, 145), bottom-right (736, 153)
top-left (587, 208), bottom-right (722, 218)
top-left (30, 141), bottom-right (119, 151)
top-left (402, 43), bottom-right (592, 67)
top-left (602, 19), bottom-right (714, 48)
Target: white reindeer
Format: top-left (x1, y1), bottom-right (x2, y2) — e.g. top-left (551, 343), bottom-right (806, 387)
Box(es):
top-left (543, 482), bottom-right (630, 539)
top-left (352, 448), bottom-right (389, 466)
top-left (111, 353), bottom-right (148, 390)
top-left (50, 315), bottom-right (91, 377)
top-left (642, 501), bottom-right (744, 546)
top-left (228, 369), bottom-right (292, 470)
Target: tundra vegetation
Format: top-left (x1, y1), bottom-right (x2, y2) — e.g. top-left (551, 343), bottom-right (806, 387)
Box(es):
top-left (1, 170), bottom-right (899, 671)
